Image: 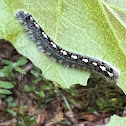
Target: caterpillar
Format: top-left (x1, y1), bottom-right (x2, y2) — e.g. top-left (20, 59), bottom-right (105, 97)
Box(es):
top-left (15, 10), bottom-right (119, 82)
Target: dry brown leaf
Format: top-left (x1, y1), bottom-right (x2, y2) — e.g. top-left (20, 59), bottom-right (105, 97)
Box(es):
top-left (52, 107), bottom-right (64, 123)
top-left (0, 118), bottom-right (16, 126)
top-left (36, 109), bottom-right (47, 125)
top-left (53, 111), bottom-right (64, 123)
top-left (78, 112), bottom-right (101, 122)
top-left (45, 121), bottom-right (54, 126)
top-left (65, 110), bottom-right (77, 124)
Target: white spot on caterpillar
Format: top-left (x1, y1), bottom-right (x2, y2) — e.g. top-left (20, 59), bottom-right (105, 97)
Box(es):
top-left (107, 71), bottom-right (113, 77)
top-left (42, 32), bottom-right (48, 38)
top-left (71, 54), bottom-right (77, 59)
top-left (63, 51), bottom-right (67, 55)
top-left (82, 58), bottom-right (88, 63)
top-left (99, 66), bottom-right (106, 71)
top-left (51, 42), bottom-right (57, 48)
top-left (30, 16), bottom-right (33, 20)
top-left (92, 62), bottom-right (97, 66)
top-left (35, 23), bottom-right (39, 27)
top-left (60, 50), bottom-right (67, 55)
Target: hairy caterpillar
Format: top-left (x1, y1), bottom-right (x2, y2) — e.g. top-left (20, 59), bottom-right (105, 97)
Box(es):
top-left (15, 10), bottom-right (119, 82)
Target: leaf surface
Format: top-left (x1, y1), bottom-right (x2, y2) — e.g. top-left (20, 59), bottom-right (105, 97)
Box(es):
top-left (0, 0), bottom-right (126, 90)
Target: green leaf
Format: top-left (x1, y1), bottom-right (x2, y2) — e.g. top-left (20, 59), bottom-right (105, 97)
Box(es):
top-left (13, 57), bottom-right (27, 67)
top-left (24, 85), bottom-right (31, 92)
top-left (69, 98), bottom-right (77, 106)
top-left (15, 67), bottom-right (26, 74)
top-left (2, 59), bottom-right (13, 65)
top-left (105, 115), bottom-right (126, 126)
top-left (0, 81), bottom-right (14, 89)
top-left (33, 78), bottom-right (42, 84)
top-left (101, 0), bottom-right (126, 28)
top-left (0, 89), bottom-right (12, 94)
top-left (1, 0), bottom-right (125, 89)
top-left (19, 105), bottom-right (28, 115)
top-left (0, 94), bottom-right (6, 98)
top-left (7, 96), bottom-right (14, 102)
top-left (8, 102), bottom-right (17, 108)
top-left (6, 108), bottom-right (17, 116)
top-left (87, 107), bottom-right (96, 112)
top-left (38, 90), bottom-right (45, 98)
top-left (0, 66), bottom-right (13, 77)
top-left (0, 57), bottom-right (27, 77)
top-left (30, 70), bottom-right (40, 78)
top-left (41, 85), bottom-right (53, 90)
top-left (23, 84), bottom-right (35, 92)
